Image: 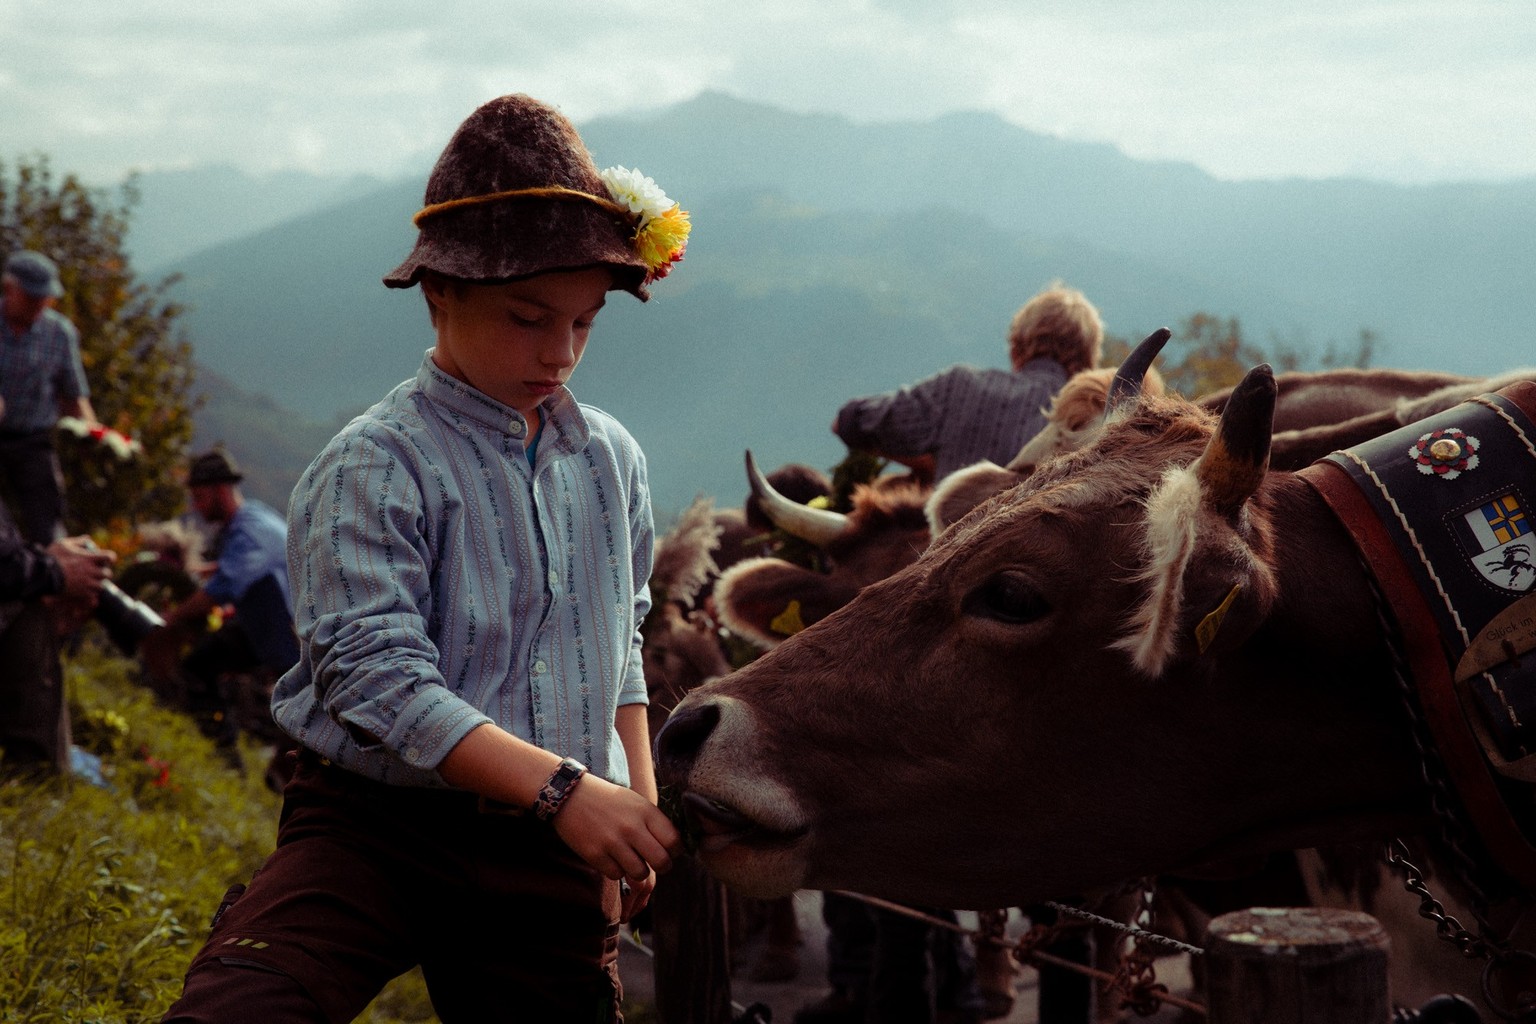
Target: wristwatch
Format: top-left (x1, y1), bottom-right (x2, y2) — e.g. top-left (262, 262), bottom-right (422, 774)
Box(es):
top-left (532, 757), bottom-right (588, 821)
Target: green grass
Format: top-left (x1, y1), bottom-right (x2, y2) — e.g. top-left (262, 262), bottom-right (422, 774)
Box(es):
top-left (0, 639), bottom-right (657, 1022)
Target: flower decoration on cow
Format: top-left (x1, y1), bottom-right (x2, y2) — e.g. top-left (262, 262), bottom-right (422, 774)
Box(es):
top-left (1408, 426), bottom-right (1480, 480)
top-left (599, 165), bottom-right (691, 281)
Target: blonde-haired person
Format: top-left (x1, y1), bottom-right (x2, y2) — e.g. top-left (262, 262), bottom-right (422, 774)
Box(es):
top-left (1006, 281), bottom-right (1103, 376)
top-left (832, 281), bottom-right (1103, 483)
top-left (163, 95), bottom-right (688, 1023)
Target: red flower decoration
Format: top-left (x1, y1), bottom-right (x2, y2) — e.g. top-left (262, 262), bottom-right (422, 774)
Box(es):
top-left (1407, 427), bottom-right (1480, 480)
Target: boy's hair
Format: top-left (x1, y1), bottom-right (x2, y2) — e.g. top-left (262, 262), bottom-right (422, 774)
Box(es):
top-left (386, 94), bottom-right (652, 300)
top-left (420, 271), bottom-right (468, 327)
top-left (1006, 283), bottom-right (1103, 375)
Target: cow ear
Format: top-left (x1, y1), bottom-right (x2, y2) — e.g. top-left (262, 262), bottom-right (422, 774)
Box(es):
top-left (713, 557), bottom-right (860, 650)
top-left (926, 461), bottom-right (1024, 534)
top-left (1175, 554), bottom-right (1277, 663)
top-left (1194, 364), bottom-right (1276, 518)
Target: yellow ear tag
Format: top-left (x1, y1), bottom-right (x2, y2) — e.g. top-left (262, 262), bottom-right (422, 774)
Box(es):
top-left (771, 599), bottom-right (806, 637)
top-left (1194, 585), bottom-right (1241, 654)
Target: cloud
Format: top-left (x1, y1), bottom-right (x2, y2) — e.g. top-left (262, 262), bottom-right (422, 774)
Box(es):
top-left (3, 0), bottom-right (1533, 185)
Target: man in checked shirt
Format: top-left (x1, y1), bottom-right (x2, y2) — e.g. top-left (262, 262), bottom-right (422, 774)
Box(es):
top-left (0, 250), bottom-right (99, 544)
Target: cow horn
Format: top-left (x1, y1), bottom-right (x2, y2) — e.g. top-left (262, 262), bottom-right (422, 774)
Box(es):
top-left (1194, 363), bottom-right (1276, 516)
top-left (1104, 327), bottom-right (1172, 421)
top-left (745, 450), bottom-right (853, 547)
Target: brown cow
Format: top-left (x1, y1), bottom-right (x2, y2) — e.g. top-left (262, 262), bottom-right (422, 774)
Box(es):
top-left (715, 460), bottom-right (932, 649)
top-left (657, 365), bottom-right (1536, 1015)
top-left (928, 361), bottom-right (1536, 535)
top-left (1007, 364), bottom-right (1477, 483)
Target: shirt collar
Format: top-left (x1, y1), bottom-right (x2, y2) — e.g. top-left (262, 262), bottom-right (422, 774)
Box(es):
top-left (415, 350), bottom-right (590, 452)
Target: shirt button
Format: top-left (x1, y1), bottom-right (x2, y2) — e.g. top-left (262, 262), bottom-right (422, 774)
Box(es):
top-left (533, 659), bottom-right (547, 674)
top-left (406, 747), bottom-right (420, 761)
top-left (547, 569), bottom-right (559, 586)
top-left (509, 419), bottom-right (524, 435)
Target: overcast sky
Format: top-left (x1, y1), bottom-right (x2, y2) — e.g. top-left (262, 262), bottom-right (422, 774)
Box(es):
top-left (4, 0), bottom-right (1533, 187)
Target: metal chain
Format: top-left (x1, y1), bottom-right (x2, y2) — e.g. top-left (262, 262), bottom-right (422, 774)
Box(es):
top-left (1361, 554), bottom-right (1504, 952)
top-left (1385, 839), bottom-right (1494, 961)
top-left (1042, 897), bottom-right (1206, 958)
top-left (1118, 877), bottom-right (1172, 1017)
top-left (1357, 554), bottom-right (1536, 1021)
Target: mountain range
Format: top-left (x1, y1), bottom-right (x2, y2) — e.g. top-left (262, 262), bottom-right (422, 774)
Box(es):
top-left (131, 92), bottom-right (1533, 518)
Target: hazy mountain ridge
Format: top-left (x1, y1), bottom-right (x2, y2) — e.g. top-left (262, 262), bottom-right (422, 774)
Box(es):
top-left (152, 93), bottom-right (1535, 516)
top-left (128, 165), bottom-right (390, 273)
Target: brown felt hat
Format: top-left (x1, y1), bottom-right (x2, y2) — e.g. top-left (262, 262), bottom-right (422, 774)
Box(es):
top-left (384, 94), bottom-right (650, 300)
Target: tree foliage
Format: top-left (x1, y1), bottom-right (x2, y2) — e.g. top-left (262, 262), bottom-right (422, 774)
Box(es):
top-left (1, 156), bottom-right (197, 534)
top-left (1103, 312), bottom-right (1377, 399)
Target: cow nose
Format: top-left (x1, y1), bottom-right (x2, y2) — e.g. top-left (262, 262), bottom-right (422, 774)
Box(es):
top-left (654, 698), bottom-right (722, 779)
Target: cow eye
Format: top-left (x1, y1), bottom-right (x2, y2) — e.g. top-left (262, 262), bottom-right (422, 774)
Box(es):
top-left (965, 572), bottom-right (1050, 624)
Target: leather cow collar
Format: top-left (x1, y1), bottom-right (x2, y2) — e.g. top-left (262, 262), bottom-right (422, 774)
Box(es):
top-left (1300, 381), bottom-right (1536, 894)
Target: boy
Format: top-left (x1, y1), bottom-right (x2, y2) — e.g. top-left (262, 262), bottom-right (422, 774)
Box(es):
top-left (163, 94), bottom-right (688, 1023)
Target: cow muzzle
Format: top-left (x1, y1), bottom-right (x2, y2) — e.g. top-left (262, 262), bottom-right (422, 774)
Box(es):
top-left (655, 694), bottom-right (812, 890)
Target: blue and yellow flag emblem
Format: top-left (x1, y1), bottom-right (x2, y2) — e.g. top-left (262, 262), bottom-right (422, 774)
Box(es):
top-left (1460, 492), bottom-right (1535, 592)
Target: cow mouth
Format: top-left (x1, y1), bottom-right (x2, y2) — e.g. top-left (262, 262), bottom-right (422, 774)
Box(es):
top-left (681, 791), bottom-right (810, 853)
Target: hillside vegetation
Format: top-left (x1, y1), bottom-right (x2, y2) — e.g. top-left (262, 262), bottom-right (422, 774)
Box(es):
top-left (0, 640), bottom-right (449, 1022)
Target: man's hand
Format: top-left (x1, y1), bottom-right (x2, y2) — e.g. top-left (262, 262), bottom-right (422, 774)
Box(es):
top-left (47, 536), bottom-right (114, 604)
top-left (44, 537), bottom-right (114, 635)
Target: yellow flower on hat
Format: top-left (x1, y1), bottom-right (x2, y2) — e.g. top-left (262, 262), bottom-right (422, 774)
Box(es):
top-left (599, 165), bottom-right (691, 281)
top-left (635, 206), bottom-right (690, 280)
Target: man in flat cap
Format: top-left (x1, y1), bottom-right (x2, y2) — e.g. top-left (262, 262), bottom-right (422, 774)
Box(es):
top-left (143, 447), bottom-right (297, 767)
top-left (0, 250), bottom-right (98, 544)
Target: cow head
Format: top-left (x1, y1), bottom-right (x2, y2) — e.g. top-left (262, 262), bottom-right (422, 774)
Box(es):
top-left (713, 451), bottom-right (933, 650)
top-left (656, 363), bottom-right (1426, 908)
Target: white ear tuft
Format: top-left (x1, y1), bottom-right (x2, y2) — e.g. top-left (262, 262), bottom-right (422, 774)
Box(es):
top-left (1113, 465), bottom-right (1203, 675)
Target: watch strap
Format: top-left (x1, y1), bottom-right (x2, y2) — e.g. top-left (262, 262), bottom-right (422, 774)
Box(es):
top-left (532, 757), bottom-right (588, 821)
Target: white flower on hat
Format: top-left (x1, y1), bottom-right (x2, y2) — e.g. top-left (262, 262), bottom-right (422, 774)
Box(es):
top-left (599, 166), bottom-right (673, 228)
top-left (598, 165), bottom-right (691, 281)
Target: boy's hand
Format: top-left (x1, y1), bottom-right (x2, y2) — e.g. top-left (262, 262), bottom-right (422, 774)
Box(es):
top-left (551, 773), bottom-right (682, 890)
top-left (618, 867), bottom-right (656, 923)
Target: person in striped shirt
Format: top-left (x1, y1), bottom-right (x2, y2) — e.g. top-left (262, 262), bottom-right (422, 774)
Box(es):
top-left (832, 282), bottom-right (1104, 485)
top-left (164, 94), bottom-right (687, 1023)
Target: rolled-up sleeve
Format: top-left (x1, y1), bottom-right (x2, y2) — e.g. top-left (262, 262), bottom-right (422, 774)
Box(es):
top-left (833, 369), bottom-right (954, 459)
top-left (291, 426), bottom-right (490, 770)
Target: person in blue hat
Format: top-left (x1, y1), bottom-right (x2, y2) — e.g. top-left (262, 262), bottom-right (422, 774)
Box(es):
top-left (0, 250), bottom-right (99, 543)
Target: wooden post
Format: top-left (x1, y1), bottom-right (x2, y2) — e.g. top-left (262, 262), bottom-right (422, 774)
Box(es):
top-left (1204, 907), bottom-right (1391, 1023)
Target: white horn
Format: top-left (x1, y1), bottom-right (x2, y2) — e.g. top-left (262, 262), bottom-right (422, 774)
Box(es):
top-left (745, 450), bottom-right (852, 547)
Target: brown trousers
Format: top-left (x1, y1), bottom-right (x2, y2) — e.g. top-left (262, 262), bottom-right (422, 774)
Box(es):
top-left (162, 754), bottom-right (623, 1023)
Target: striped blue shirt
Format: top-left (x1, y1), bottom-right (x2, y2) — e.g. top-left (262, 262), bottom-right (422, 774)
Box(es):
top-left (271, 352), bottom-right (654, 788)
top-left (0, 305), bottom-right (88, 432)
top-left (833, 358), bottom-right (1069, 481)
